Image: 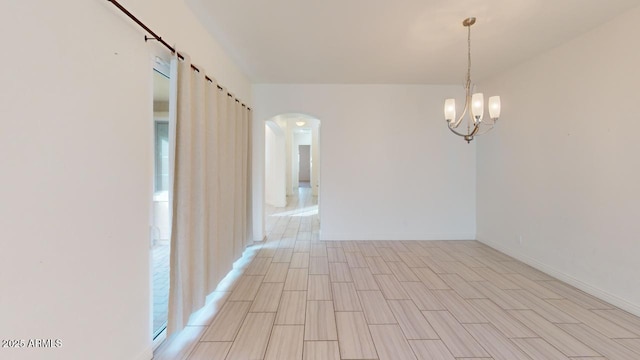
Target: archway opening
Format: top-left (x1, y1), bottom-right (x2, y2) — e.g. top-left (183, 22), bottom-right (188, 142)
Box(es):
top-left (264, 113), bottom-right (321, 241)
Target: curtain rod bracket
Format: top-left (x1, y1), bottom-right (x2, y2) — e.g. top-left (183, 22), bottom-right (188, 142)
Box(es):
top-left (145, 35), bottom-right (161, 42)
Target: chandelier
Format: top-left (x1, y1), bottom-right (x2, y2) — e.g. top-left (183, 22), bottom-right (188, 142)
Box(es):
top-left (444, 17), bottom-right (501, 143)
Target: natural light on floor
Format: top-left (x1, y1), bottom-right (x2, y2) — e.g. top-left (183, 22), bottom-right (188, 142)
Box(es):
top-left (269, 205), bottom-right (318, 217)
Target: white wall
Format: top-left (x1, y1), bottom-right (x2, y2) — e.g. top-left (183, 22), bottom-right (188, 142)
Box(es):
top-left (265, 122), bottom-right (286, 207)
top-left (311, 125), bottom-right (320, 196)
top-left (252, 85), bottom-right (476, 241)
top-left (0, 1), bottom-right (249, 359)
top-left (477, 6), bottom-right (640, 315)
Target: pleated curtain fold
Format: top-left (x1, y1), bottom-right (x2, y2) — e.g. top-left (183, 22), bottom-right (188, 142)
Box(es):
top-left (167, 53), bottom-right (253, 336)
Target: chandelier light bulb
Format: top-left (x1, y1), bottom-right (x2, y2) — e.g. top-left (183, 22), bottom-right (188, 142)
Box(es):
top-left (444, 99), bottom-right (456, 121)
top-left (489, 96), bottom-right (501, 119)
top-left (471, 93), bottom-right (484, 121)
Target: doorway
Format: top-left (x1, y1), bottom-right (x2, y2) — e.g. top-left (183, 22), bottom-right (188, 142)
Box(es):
top-left (264, 114), bottom-right (321, 238)
top-left (298, 145), bottom-right (311, 187)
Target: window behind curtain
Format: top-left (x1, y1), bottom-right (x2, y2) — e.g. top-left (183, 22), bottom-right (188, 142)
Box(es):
top-left (154, 121), bottom-right (169, 193)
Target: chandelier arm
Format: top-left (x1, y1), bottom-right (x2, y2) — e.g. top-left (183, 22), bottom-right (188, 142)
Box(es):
top-left (469, 123), bottom-right (481, 137)
top-left (447, 123), bottom-right (469, 138)
top-left (475, 121), bottom-right (497, 136)
top-left (448, 120), bottom-right (480, 138)
top-left (450, 89), bottom-right (471, 129)
top-left (448, 121), bottom-right (481, 143)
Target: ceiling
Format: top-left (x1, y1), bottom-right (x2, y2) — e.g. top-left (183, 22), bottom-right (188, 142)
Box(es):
top-left (187, 0), bottom-right (638, 84)
top-left (271, 113), bottom-right (320, 132)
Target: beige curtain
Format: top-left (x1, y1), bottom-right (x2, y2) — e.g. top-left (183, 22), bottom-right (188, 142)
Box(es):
top-left (167, 53), bottom-right (253, 335)
top-left (243, 104), bottom-right (254, 246)
top-left (233, 98), bottom-right (245, 258)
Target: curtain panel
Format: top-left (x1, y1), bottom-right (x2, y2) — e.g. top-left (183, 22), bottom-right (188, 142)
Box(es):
top-left (167, 53), bottom-right (253, 335)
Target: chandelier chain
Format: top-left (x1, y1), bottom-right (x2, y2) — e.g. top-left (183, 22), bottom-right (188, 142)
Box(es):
top-left (467, 24), bottom-right (472, 89)
top-left (467, 24), bottom-right (472, 134)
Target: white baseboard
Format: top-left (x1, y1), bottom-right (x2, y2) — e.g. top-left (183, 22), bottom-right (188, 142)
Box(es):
top-left (319, 232), bottom-right (476, 241)
top-left (135, 346), bottom-right (153, 360)
top-left (478, 238), bottom-right (640, 318)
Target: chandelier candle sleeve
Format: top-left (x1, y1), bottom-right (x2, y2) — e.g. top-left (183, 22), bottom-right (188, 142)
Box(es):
top-left (489, 96), bottom-right (501, 119)
top-left (471, 93), bottom-right (484, 122)
top-left (444, 99), bottom-right (456, 121)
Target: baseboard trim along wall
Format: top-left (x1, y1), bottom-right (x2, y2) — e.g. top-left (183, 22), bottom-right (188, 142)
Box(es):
top-left (320, 232), bottom-right (476, 241)
top-left (478, 238), bottom-right (640, 318)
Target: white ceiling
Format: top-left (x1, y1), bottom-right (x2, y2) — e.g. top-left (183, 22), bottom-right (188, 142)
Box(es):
top-left (272, 113), bottom-right (320, 131)
top-left (187, 0), bottom-right (638, 84)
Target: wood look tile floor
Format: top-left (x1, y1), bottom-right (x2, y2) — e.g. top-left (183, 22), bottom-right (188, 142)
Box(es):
top-left (154, 188), bottom-right (640, 360)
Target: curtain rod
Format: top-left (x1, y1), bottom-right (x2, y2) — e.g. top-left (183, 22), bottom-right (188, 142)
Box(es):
top-left (106, 0), bottom-right (250, 109)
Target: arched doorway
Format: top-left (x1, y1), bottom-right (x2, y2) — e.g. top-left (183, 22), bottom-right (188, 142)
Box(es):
top-left (263, 113), bottom-right (321, 241)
